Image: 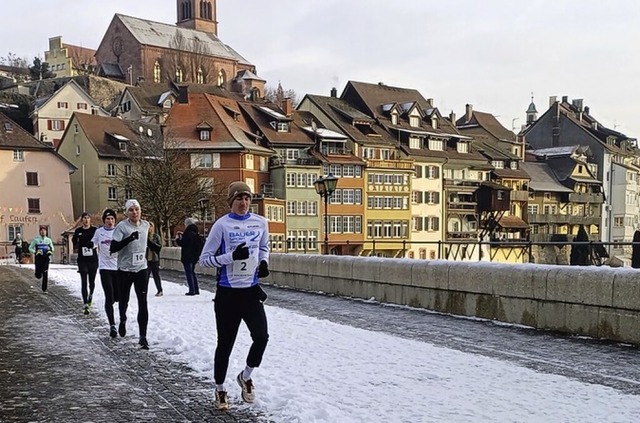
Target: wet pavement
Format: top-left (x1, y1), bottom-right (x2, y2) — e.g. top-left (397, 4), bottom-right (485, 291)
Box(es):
top-left (0, 266), bottom-right (265, 423)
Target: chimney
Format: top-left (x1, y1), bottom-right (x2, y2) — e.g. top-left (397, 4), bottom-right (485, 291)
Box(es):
top-left (177, 85), bottom-right (188, 104)
top-left (282, 97), bottom-right (293, 117)
top-left (426, 98), bottom-right (434, 107)
top-left (572, 99), bottom-right (584, 112)
top-left (330, 87), bottom-right (337, 98)
top-left (449, 110), bottom-right (456, 125)
top-left (584, 106), bottom-right (590, 115)
top-left (465, 104), bottom-right (473, 122)
top-left (562, 95), bottom-right (568, 103)
top-left (549, 96), bottom-right (557, 107)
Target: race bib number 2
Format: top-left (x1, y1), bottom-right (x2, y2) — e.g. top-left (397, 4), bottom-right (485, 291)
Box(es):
top-left (233, 254), bottom-right (258, 277)
top-left (132, 252), bottom-right (145, 266)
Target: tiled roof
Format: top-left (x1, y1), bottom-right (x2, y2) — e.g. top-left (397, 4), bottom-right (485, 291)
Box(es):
top-left (239, 103), bottom-right (313, 147)
top-left (116, 14), bottom-right (252, 66)
top-left (126, 82), bottom-right (174, 113)
top-left (457, 110), bottom-right (516, 143)
top-left (164, 92), bottom-right (271, 154)
top-left (520, 162), bottom-right (573, 193)
top-left (0, 113), bottom-right (53, 150)
top-left (71, 113), bottom-right (161, 158)
top-left (304, 94), bottom-right (397, 146)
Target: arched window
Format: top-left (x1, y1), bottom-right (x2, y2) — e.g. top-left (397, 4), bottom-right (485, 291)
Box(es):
top-left (200, 1), bottom-right (212, 19)
top-left (175, 66), bottom-right (184, 83)
top-left (217, 69), bottom-right (225, 87)
top-left (181, 1), bottom-right (192, 20)
top-left (196, 67), bottom-right (204, 84)
top-left (153, 60), bottom-right (161, 83)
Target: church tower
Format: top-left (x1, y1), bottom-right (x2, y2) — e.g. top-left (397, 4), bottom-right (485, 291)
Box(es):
top-left (526, 93), bottom-right (538, 125)
top-left (176, 0), bottom-right (218, 35)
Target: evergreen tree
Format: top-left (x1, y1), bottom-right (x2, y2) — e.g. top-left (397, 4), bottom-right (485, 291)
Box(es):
top-left (28, 57), bottom-right (55, 80)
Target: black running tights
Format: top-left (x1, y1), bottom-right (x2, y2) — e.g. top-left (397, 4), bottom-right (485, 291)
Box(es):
top-left (100, 269), bottom-right (119, 326)
top-left (117, 269), bottom-right (149, 338)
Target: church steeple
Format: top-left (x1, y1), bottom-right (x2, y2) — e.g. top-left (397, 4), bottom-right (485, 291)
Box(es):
top-left (526, 93), bottom-right (538, 125)
top-left (176, 0), bottom-right (218, 35)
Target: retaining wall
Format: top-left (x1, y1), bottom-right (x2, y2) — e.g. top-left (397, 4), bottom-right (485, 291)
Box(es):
top-left (160, 248), bottom-right (640, 345)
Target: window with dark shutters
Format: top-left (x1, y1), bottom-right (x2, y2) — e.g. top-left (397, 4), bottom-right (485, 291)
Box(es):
top-left (26, 172), bottom-right (38, 186)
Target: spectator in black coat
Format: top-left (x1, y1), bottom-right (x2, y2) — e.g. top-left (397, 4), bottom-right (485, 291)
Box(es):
top-left (632, 230), bottom-right (640, 269)
top-left (176, 218), bottom-right (204, 295)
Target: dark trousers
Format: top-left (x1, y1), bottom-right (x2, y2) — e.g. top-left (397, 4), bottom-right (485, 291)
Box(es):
top-left (147, 261), bottom-right (162, 293)
top-left (15, 249), bottom-right (22, 263)
top-left (100, 270), bottom-right (119, 326)
top-left (118, 269), bottom-right (149, 338)
top-left (213, 285), bottom-right (269, 385)
top-left (182, 261), bottom-right (199, 294)
top-left (78, 261), bottom-right (98, 304)
top-left (35, 254), bottom-right (50, 292)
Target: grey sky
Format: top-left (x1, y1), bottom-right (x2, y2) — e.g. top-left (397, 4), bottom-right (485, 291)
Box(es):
top-left (2, 0), bottom-right (640, 138)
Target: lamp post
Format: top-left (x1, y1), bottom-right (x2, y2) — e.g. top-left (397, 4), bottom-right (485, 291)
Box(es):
top-left (314, 174), bottom-right (339, 255)
top-left (198, 198), bottom-right (210, 235)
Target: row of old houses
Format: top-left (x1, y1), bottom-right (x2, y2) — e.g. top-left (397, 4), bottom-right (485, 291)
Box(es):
top-left (1, 0), bottom-right (638, 264)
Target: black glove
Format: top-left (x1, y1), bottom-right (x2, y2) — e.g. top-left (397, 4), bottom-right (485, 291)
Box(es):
top-left (126, 231), bottom-right (139, 242)
top-left (258, 260), bottom-right (269, 278)
top-left (87, 242), bottom-right (94, 249)
top-left (232, 242), bottom-right (249, 260)
top-left (46, 250), bottom-right (53, 256)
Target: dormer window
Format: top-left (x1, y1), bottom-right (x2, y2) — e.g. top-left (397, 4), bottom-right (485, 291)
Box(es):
top-left (428, 139), bottom-right (444, 151)
top-left (409, 115), bottom-right (420, 128)
top-left (4, 122), bottom-right (13, 133)
top-left (409, 136), bottom-right (421, 149)
top-left (457, 141), bottom-right (469, 153)
top-left (200, 130), bottom-right (211, 141)
top-left (391, 112), bottom-right (399, 125)
top-left (431, 116), bottom-right (438, 129)
top-left (510, 161), bottom-right (518, 170)
top-left (196, 121), bottom-right (213, 140)
top-left (277, 122), bottom-right (289, 132)
top-left (119, 142), bottom-right (127, 151)
top-left (492, 160), bottom-right (505, 169)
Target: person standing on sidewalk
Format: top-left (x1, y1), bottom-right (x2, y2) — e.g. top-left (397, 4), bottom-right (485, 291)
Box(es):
top-left (12, 232), bottom-right (23, 263)
top-left (29, 226), bottom-right (54, 292)
top-left (199, 181), bottom-right (270, 410)
top-left (109, 199), bottom-right (151, 350)
top-left (175, 217), bottom-right (203, 296)
top-left (72, 212), bottom-right (98, 315)
top-left (91, 209), bottom-right (120, 338)
top-left (146, 222), bottom-right (163, 297)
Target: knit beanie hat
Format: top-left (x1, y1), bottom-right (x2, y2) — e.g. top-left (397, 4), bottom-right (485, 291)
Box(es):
top-left (227, 181), bottom-right (253, 206)
top-left (102, 209), bottom-right (117, 222)
top-left (125, 199), bottom-right (140, 211)
top-left (184, 217), bottom-right (197, 227)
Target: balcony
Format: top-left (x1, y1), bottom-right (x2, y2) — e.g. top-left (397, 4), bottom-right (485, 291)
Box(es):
top-left (446, 231), bottom-right (478, 240)
top-left (510, 190), bottom-right (530, 201)
top-left (568, 193), bottom-right (604, 203)
top-left (444, 178), bottom-right (481, 189)
top-left (528, 213), bottom-right (601, 226)
top-left (447, 202), bottom-right (476, 212)
top-left (296, 157), bottom-right (321, 166)
top-left (367, 159), bottom-right (414, 170)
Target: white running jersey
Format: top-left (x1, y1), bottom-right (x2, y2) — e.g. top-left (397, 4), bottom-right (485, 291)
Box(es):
top-left (199, 212), bottom-right (269, 288)
top-left (91, 227), bottom-right (118, 271)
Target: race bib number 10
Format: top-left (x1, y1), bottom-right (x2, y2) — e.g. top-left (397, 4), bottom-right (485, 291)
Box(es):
top-left (132, 252), bottom-right (145, 266)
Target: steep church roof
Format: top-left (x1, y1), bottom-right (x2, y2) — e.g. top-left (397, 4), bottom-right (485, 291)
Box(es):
top-left (115, 14), bottom-right (252, 66)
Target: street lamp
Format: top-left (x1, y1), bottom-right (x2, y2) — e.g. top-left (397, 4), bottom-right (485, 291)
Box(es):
top-left (314, 174), bottom-right (339, 255)
top-left (198, 198), bottom-right (210, 235)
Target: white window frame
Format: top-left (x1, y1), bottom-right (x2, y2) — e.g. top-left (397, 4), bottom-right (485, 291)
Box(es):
top-left (108, 187), bottom-right (117, 200)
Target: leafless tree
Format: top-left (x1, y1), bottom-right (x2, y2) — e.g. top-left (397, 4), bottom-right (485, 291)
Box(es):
top-left (114, 134), bottom-right (225, 244)
top-left (67, 48), bottom-right (95, 76)
top-left (164, 30), bottom-right (217, 84)
top-left (264, 82), bottom-right (299, 107)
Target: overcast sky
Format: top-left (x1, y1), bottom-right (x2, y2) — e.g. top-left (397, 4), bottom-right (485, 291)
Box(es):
top-left (2, 0), bottom-right (640, 138)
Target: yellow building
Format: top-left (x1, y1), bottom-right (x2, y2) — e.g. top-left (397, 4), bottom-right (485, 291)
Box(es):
top-left (44, 36), bottom-right (96, 78)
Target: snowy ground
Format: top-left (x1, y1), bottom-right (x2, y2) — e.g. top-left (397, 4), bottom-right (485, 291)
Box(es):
top-left (28, 265), bottom-right (640, 422)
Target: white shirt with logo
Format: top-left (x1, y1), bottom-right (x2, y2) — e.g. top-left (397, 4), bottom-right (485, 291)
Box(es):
top-left (91, 227), bottom-right (118, 271)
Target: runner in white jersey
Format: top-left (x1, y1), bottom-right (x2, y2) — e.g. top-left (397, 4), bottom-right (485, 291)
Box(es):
top-left (199, 181), bottom-right (270, 410)
top-left (109, 199), bottom-right (152, 350)
top-left (91, 208), bottom-right (119, 338)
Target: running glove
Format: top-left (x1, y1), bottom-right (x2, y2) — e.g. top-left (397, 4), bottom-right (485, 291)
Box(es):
top-left (258, 260), bottom-right (269, 278)
top-left (232, 242), bottom-right (249, 260)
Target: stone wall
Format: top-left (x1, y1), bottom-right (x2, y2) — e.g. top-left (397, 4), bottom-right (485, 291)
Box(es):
top-left (160, 248), bottom-right (640, 345)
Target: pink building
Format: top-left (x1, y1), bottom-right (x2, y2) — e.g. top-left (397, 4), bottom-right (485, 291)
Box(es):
top-left (0, 113), bottom-right (75, 262)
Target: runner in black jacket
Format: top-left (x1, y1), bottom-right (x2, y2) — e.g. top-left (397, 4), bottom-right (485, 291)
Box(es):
top-left (72, 212), bottom-right (98, 315)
